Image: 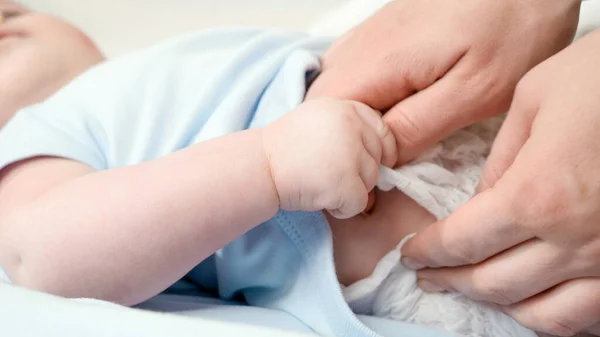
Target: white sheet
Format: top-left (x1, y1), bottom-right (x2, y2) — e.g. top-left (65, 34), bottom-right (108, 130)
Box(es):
top-left (0, 283), bottom-right (317, 337)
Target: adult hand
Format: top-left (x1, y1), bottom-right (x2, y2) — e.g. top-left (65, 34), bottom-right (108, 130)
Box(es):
top-left (401, 29), bottom-right (600, 336)
top-left (306, 0), bottom-right (580, 164)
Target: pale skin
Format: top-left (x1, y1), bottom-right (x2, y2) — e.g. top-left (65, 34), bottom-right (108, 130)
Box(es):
top-left (0, 1), bottom-right (103, 127)
top-left (0, 86), bottom-right (402, 307)
top-left (403, 29), bottom-right (600, 336)
top-left (329, 189), bottom-right (434, 286)
top-left (308, 0), bottom-right (600, 335)
top-left (0, 1), bottom-right (421, 306)
top-left (0, 3), bottom-right (432, 298)
top-left (0, 2), bottom-right (433, 311)
top-left (5, 0), bottom-right (600, 335)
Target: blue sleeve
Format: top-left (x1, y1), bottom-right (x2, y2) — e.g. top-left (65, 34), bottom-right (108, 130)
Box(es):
top-left (0, 102), bottom-right (106, 170)
top-left (0, 28), bottom-right (327, 172)
top-left (204, 210), bottom-right (453, 337)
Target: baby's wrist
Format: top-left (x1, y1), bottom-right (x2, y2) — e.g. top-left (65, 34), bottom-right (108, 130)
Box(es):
top-left (258, 129), bottom-right (282, 212)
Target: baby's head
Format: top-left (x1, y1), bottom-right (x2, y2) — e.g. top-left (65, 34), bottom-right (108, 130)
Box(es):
top-left (0, 1), bottom-right (104, 126)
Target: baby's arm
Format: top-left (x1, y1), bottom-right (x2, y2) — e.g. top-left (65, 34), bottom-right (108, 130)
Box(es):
top-left (0, 129), bottom-right (278, 306)
top-left (0, 97), bottom-right (395, 306)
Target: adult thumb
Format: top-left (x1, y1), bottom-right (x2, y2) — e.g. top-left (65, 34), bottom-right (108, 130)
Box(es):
top-left (476, 96), bottom-right (536, 193)
top-left (383, 70), bottom-right (506, 165)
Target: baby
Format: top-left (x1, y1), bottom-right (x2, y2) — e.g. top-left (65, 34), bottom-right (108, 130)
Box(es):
top-left (0, 1), bottom-right (103, 127)
top-left (0, 4), bottom-right (537, 337)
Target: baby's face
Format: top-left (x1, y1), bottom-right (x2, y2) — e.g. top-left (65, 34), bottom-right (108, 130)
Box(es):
top-left (327, 188), bottom-right (435, 285)
top-left (0, 1), bottom-right (104, 126)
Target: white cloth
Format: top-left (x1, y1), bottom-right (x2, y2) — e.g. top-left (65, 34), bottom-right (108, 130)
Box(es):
top-left (0, 282), bottom-right (317, 337)
top-left (344, 117), bottom-right (537, 337)
top-left (343, 237), bottom-right (536, 337)
top-left (376, 117), bottom-right (502, 219)
top-left (310, 1), bottom-right (600, 336)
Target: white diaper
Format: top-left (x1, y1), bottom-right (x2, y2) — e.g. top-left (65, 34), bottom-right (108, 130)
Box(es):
top-left (343, 116), bottom-right (537, 337)
top-left (376, 116), bottom-right (502, 220)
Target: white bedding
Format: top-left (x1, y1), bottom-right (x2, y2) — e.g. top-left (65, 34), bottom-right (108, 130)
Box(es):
top-left (0, 283), bottom-right (317, 337)
top-left (3, 1), bottom-right (600, 336)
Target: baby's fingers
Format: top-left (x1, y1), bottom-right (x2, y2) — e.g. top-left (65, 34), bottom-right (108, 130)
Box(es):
top-left (327, 177), bottom-right (368, 219)
top-left (359, 152), bottom-right (379, 214)
top-left (351, 101), bottom-right (397, 168)
top-left (359, 151), bottom-right (380, 192)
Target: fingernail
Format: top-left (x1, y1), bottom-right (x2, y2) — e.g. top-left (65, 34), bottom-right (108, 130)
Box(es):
top-left (418, 279), bottom-right (445, 293)
top-left (401, 257), bottom-right (425, 270)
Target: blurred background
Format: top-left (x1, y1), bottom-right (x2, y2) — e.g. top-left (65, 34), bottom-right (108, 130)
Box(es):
top-left (19, 0), bottom-right (600, 59)
top-left (19, 0), bottom-right (348, 57)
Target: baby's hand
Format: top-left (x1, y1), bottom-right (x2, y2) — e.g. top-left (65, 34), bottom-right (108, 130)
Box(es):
top-left (261, 98), bottom-right (397, 219)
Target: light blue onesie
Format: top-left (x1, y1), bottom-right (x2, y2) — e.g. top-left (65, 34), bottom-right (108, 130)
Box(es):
top-left (0, 28), bottom-right (450, 337)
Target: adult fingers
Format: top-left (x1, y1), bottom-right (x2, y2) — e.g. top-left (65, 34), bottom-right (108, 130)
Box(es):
top-left (476, 82), bottom-right (538, 193)
top-left (383, 60), bottom-right (504, 164)
top-left (416, 239), bottom-right (581, 305)
top-left (401, 185), bottom-right (533, 269)
top-left (504, 278), bottom-right (600, 336)
top-left (307, 7), bottom-right (468, 113)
